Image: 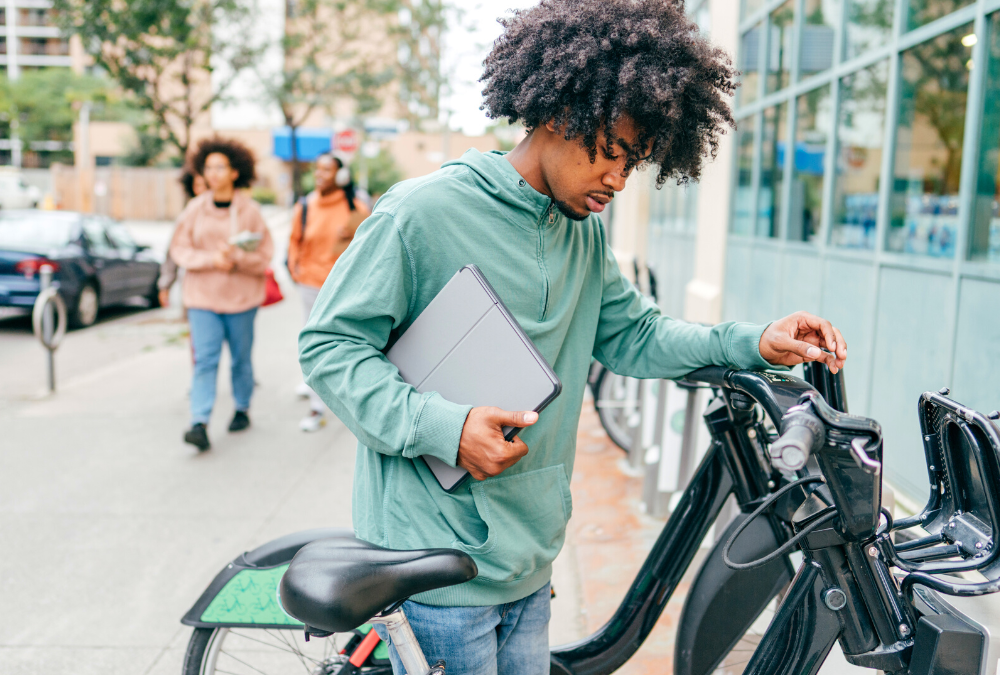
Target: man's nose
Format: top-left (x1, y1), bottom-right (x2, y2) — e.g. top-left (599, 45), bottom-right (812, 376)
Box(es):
top-left (603, 169), bottom-right (628, 192)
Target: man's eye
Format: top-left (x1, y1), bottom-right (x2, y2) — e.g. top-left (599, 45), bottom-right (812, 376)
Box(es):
top-left (602, 147), bottom-right (619, 161)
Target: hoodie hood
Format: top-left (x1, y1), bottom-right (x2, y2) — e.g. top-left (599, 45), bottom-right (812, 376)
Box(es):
top-left (443, 149), bottom-right (553, 221)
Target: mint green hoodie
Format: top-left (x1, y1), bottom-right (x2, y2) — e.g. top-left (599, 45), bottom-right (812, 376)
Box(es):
top-left (299, 149), bottom-right (771, 606)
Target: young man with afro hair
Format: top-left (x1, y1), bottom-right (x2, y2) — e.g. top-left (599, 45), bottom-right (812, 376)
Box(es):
top-left (300, 0), bottom-right (847, 671)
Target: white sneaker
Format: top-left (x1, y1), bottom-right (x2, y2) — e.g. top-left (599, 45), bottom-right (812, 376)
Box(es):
top-left (300, 411), bottom-right (326, 432)
top-left (295, 382), bottom-right (311, 399)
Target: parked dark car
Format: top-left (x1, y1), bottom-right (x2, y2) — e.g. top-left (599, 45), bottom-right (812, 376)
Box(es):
top-left (0, 210), bottom-right (161, 328)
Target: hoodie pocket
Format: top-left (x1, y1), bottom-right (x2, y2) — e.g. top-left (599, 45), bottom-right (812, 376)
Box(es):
top-left (452, 464), bottom-right (573, 583)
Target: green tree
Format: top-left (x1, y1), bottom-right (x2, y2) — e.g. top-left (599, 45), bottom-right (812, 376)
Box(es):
top-left (351, 148), bottom-right (402, 197)
top-left (260, 0), bottom-right (448, 198)
top-left (51, 0), bottom-right (260, 160)
top-left (261, 0), bottom-right (395, 198)
top-left (0, 69), bottom-right (118, 166)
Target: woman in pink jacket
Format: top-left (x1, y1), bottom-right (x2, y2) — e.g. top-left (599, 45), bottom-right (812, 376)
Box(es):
top-left (169, 137), bottom-right (274, 451)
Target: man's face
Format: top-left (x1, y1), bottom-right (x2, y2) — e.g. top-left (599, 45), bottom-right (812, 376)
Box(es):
top-left (540, 116), bottom-right (651, 221)
top-left (314, 156), bottom-right (338, 195)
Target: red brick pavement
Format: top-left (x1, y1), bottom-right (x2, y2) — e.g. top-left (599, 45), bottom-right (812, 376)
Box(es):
top-left (566, 399), bottom-right (698, 675)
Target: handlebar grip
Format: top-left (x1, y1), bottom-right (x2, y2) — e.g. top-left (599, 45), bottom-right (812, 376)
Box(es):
top-left (770, 411), bottom-right (824, 471)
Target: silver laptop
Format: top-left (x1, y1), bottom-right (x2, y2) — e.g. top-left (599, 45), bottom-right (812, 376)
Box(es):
top-left (385, 265), bottom-right (562, 492)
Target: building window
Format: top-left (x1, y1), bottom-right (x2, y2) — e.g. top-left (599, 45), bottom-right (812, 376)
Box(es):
top-left (971, 13), bottom-right (1000, 263)
top-left (790, 85), bottom-right (832, 242)
top-left (760, 103), bottom-right (788, 237)
top-left (906, 0), bottom-right (972, 32)
top-left (767, 1), bottom-right (796, 94)
top-left (801, 0), bottom-right (838, 79)
top-left (832, 60), bottom-right (889, 250)
top-left (846, 0), bottom-right (894, 60)
top-left (888, 24), bottom-right (973, 258)
top-left (732, 119), bottom-right (757, 235)
top-left (739, 24), bottom-right (763, 105)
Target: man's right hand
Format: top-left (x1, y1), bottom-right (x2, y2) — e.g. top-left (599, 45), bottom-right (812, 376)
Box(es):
top-left (456, 407), bottom-right (538, 481)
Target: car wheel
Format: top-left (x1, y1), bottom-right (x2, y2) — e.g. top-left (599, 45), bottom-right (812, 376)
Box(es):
top-left (70, 283), bottom-right (99, 328)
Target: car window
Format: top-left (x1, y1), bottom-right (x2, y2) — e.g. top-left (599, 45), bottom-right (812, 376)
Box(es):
top-left (82, 218), bottom-right (116, 257)
top-left (0, 212), bottom-right (78, 251)
top-left (105, 223), bottom-right (137, 257)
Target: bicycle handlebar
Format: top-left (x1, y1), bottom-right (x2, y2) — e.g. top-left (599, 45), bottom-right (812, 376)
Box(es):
top-left (769, 409), bottom-right (824, 471)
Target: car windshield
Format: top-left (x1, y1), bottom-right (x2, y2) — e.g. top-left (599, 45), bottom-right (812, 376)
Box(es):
top-left (0, 213), bottom-right (78, 252)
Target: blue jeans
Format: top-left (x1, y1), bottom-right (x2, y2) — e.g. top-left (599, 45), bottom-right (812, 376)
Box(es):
top-left (187, 307), bottom-right (257, 425)
top-left (373, 583), bottom-right (551, 675)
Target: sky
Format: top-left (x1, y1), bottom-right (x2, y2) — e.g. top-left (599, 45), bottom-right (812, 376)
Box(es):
top-left (440, 0), bottom-right (538, 136)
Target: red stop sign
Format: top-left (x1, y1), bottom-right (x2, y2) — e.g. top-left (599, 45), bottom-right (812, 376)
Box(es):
top-left (334, 129), bottom-right (360, 154)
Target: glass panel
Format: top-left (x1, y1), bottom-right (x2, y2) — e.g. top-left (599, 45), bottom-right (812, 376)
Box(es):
top-left (790, 85), bottom-right (832, 242)
top-left (745, 0), bottom-right (765, 18)
top-left (732, 119), bottom-right (757, 235)
top-left (759, 103), bottom-right (789, 237)
top-left (907, 0), bottom-right (972, 32)
top-left (832, 60), bottom-right (889, 249)
top-left (801, 0), bottom-right (838, 78)
top-left (971, 13), bottom-right (1000, 262)
top-left (846, 0), bottom-right (894, 60)
top-left (889, 25), bottom-right (973, 257)
top-left (739, 24), bottom-right (762, 105)
top-left (767, 1), bottom-right (795, 94)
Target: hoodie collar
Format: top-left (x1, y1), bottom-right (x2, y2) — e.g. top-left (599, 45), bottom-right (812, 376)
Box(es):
top-left (444, 149), bottom-right (554, 222)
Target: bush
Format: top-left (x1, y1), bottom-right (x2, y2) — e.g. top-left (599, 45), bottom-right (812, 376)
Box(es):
top-left (251, 186), bottom-right (277, 205)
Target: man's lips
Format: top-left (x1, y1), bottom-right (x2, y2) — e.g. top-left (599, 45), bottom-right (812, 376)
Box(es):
top-left (586, 194), bottom-right (611, 213)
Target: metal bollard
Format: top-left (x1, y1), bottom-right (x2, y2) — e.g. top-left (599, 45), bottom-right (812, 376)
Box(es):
top-left (32, 264), bottom-right (67, 393)
top-left (642, 379), bottom-right (671, 516)
top-left (627, 378), bottom-right (647, 472)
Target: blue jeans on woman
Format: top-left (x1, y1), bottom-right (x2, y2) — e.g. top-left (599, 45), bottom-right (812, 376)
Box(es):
top-left (187, 307), bottom-right (257, 425)
top-left (372, 582), bottom-right (551, 675)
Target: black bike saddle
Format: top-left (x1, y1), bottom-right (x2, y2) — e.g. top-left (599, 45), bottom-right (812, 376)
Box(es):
top-left (279, 535), bottom-right (478, 633)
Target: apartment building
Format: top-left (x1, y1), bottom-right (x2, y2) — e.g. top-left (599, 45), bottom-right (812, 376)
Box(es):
top-left (0, 0), bottom-right (78, 76)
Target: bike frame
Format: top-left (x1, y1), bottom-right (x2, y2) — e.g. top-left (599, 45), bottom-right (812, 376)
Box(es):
top-left (551, 366), bottom-right (823, 675)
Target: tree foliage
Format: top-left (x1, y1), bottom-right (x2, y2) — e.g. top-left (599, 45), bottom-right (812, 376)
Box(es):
top-left (0, 69), bottom-right (119, 165)
top-left (51, 0), bottom-right (260, 160)
top-left (262, 0), bottom-right (446, 197)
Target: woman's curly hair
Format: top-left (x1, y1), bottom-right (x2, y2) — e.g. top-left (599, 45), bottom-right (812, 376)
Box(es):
top-left (480, 0), bottom-right (738, 186)
top-left (192, 136), bottom-right (257, 189)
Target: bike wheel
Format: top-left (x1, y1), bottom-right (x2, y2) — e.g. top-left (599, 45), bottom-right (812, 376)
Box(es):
top-left (593, 368), bottom-right (638, 451)
top-left (183, 626), bottom-right (393, 675)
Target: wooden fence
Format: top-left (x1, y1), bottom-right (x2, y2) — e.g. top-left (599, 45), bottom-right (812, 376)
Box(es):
top-left (51, 165), bottom-right (186, 221)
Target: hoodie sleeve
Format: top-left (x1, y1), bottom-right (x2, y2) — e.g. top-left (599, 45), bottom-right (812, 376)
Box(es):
top-left (298, 212), bottom-right (472, 466)
top-left (592, 230), bottom-right (772, 378)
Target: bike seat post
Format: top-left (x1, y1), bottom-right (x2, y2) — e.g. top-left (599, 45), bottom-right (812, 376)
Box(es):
top-left (370, 607), bottom-right (431, 674)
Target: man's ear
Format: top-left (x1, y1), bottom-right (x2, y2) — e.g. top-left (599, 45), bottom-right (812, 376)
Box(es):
top-left (544, 119), bottom-right (558, 133)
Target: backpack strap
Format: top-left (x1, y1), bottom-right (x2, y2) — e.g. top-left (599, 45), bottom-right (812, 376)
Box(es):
top-left (298, 195), bottom-right (309, 242)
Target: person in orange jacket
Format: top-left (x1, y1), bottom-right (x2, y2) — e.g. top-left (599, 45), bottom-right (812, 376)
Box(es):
top-left (287, 154), bottom-right (370, 431)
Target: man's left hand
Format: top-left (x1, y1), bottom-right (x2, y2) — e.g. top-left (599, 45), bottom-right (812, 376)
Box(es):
top-left (759, 311), bottom-right (847, 374)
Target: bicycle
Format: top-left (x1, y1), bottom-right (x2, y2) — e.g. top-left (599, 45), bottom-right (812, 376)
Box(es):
top-left (181, 363), bottom-right (1000, 675)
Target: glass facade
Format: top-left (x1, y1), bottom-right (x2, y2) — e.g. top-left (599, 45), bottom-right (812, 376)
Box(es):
top-left (759, 102), bottom-right (788, 236)
top-left (731, 0), bottom-right (1000, 266)
top-left (726, 0), bottom-right (1000, 507)
top-left (832, 61), bottom-right (889, 249)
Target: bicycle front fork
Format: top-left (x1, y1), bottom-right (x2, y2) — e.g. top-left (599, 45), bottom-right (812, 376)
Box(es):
top-left (370, 608), bottom-right (446, 675)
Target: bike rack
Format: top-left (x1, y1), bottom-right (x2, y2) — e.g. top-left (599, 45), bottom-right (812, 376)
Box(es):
top-left (31, 264), bottom-right (66, 393)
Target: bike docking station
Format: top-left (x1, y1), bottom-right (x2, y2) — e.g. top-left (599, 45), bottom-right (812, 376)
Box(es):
top-left (31, 264), bottom-right (66, 394)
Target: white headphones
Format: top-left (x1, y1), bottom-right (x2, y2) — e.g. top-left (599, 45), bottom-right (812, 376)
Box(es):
top-left (335, 166), bottom-right (352, 187)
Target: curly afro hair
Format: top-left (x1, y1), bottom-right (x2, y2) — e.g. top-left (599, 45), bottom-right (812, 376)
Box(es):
top-left (480, 0), bottom-right (738, 186)
top-left (192, 136), bottom-right (257, 189)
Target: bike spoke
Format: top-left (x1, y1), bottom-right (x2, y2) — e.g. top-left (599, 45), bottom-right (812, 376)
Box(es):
top-left (217, 648), bottom-right (281, 675)
top-left (225, 629), bottom-right (315, 662)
